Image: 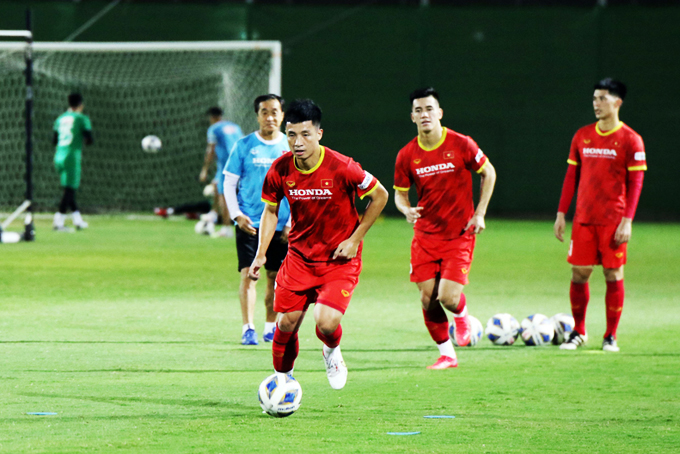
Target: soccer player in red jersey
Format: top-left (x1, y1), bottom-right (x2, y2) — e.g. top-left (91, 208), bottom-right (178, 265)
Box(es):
top-left (249, 99), bottom-right (388, 389)
top-left (394, 88), bottom-right (497, 369)
top-left (555, 78), bottom-right (646, 352)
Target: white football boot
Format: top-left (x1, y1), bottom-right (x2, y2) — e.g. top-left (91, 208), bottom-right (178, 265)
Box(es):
top-left (322, 345), bottom-right (348, 390)
top-left (560, 330), bottom-right (588, 350)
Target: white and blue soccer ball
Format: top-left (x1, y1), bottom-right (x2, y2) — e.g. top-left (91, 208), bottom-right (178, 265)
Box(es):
top-left (258, 373), bottom-right (302, 418)
top-left (141, 135), bottom-right (162, 153)
top-left (486, 313), bottom-right (520, 345)
top-left (449, 314), bottom-right (484, 346)
top-left (520, 314), bottom-right (555, 346)
top-left (550, 313), bottom-right (575, 345)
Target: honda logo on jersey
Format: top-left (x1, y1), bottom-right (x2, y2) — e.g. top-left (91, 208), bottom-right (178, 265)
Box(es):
top-left (288, 187), bottom-right (333, 201)
top-left (583, 148), bottom-right (617, 158)
top-left (415, 162), bottom-right (455, 176)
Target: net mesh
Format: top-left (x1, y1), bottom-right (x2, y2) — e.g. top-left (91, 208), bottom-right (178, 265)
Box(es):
top-left (0, 45), bottom-right (273, 212)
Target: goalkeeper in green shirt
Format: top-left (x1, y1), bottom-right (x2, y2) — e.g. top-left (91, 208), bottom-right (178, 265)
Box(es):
top-left (52, 93), bottom-right (93, 230)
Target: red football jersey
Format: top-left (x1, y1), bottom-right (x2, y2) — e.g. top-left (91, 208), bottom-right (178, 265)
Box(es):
top-left (568, 122), bottom-right (646, 225)
top-left (262, 146), bottom-right (379, 262)
top-left (394, 127), bottom-right (488, 239)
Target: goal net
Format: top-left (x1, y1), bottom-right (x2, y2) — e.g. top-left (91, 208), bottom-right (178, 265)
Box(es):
top-left (0, 41), bottom-right (281, 212)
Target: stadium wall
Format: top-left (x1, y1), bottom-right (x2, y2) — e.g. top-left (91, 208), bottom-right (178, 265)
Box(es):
top-left (1, 2), bottom-right (677, 219)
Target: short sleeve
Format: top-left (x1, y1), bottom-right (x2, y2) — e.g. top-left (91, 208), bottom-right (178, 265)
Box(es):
top-left (393, 148), bottom-right (412, 191)
top-left (346, 159), bottom-right (379, 199)
top-left (82, 115), bottom-right (92, 131)
top-left (463, 137), bottom-right (487, 174)
top-left (262, 163), bottom-right (284, 206)
top-left (225, 141), bottom-right (244, 177)
top-left (567, 134), bottom-right (581, 166)
top-left (626, 133), bottom-right (647, 171)
top-left (207, 125), bottom-right (217, 145)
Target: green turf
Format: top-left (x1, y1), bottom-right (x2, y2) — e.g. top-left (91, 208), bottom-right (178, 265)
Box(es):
top-left (1, 216), bottom-right (678, 453)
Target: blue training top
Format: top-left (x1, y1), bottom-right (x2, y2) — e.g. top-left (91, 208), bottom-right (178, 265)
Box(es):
top-left (224, 131), bottom-right (291, 231)
top-left (207, 120), bottom-right (243, 171)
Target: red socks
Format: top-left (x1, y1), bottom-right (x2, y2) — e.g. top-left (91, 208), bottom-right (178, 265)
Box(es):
top-left (452, 293), bottom-right (467, 315)
top-left (570, 282), bottom-right (590, 335)
top-left (422, 304), bottom-right (449, 344)
top-left (272, 326), bottom-right (299, 373)
top-left (604, 280), bottom-right (625, 339)
top-left (316, 324), bottom-right (342, 348)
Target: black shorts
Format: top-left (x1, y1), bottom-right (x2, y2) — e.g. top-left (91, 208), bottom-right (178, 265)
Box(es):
top-left (235, 226), bottom-right (288, 272)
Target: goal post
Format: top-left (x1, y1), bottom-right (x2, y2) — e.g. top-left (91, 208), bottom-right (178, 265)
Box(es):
top-left (0, 40), bottom-right (282, 216)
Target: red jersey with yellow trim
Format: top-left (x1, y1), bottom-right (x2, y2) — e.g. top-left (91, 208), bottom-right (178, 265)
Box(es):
top-left (568, 122), bottom-right (646, 225)
top-left (262, 146), bottom-right (379, 262)
top-left (394, 127), bottom-right (487, 239)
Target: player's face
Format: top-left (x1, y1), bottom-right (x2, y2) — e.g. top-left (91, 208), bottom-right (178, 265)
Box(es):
top-left (257, 99), bottom-right (284, 135)
top-left (411, 96), bottom-right (443, 133)
top-left (593, 89), bottom-right (622, 120)
top-left (286, 121), bottom-right (323, 160)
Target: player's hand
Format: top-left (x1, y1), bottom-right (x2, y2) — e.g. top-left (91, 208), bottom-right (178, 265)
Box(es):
top-left (236, 215), bottom-right (257, 236)
top-left (404, 206), bottom-right (423, 224)
top-left (199, 168), bottom-right (208, 183)
top-left (249, 255), bottom-right (266, 281)
top-left (615, 217), bottom-right (632, 245)
top-left (333, 238), bottom-right (360, 260)
top-left (280, 226), bottom-right (290, 243)
top-left (554, 213), bottom-right (566, 242)
top-left (464, 213), bottom-right (486, 235)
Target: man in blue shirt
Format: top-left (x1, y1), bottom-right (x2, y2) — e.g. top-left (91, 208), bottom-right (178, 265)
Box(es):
top-left (224, 94), bottom-right (290, 345)
top-left (199, 107), bottom-right (243, 237)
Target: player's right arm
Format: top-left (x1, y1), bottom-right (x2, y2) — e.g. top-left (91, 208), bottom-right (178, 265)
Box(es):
top-left (393, 148), bottom-right (422, 223)
top-left (554, 135), bottom-right (581, 242)
top-left (199, 143), bottom-right (215, 183)
top-left (224, 142), bottom-right (256, 235)
top-left (394, 189), bottom-right (422, 223)
top-left (249, 204), bottom-right (279, 281)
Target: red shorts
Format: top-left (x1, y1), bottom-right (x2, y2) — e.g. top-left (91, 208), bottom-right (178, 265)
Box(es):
top-left (410, 233), bottom-right (476, 285)
top-left (274, 252), bottom-right (362, 315)
top-left (568, 223), bottom-right (627, 268)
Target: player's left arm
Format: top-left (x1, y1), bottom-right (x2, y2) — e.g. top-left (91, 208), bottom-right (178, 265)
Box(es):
top-left (465, 160), bottom-right (497, 234)
top-left (333, 181), bottom-right (388, 260)
top-left (616, 138), bottom-right (647, 245)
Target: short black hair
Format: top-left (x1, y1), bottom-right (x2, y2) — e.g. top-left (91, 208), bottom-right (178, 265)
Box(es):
top-left (409, 87), bottom-right (439, 104)
top-left (594, 78), bottom-right (627, 101)
top-left (206, 107), bottom-right (223, 117)
top-left (254, 94), bottom-right (284, 113)
top-left (284, 99), bottom-right (322, 127)
top-left (68, 93), bottom-right (83, 108)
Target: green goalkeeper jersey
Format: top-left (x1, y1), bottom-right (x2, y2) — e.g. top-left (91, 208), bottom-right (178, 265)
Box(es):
top-left (54, 111), bottom-right (92, 154)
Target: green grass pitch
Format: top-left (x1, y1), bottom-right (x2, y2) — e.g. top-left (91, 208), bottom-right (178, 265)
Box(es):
top-left (1, 216), bottom-right (678, 453)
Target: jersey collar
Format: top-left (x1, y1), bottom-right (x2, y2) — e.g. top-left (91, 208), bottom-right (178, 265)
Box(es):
top-left (294, 146), bottom-right (325, 174)
top-left (417, 127), bottom-right (447, 151)
top-left (595, 121), bottom-right (624, 137)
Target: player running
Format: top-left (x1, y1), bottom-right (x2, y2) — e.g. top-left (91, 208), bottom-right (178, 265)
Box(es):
top-left (249, 99), bottom-right (388, 389)
top-left (52, 93), bottom-right (93, 231)
top-left (394, 87), bottom-right (496, 369)
top-left (554, 78), bottom-right (646, 353)
top-left (199, 107), bottom-right (243, 237)
top-left (224, 94), bottom-right (291, 345)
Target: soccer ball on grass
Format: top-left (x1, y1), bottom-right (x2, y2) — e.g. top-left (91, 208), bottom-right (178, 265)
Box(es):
top-left (485, 313), bottom-right (520, 345)
top-left (520, 314), bottom-right (555, 346)
top-left (550, 313), bottom-right (575, 345)
top-left (258, 373), bottom-right (302, 417)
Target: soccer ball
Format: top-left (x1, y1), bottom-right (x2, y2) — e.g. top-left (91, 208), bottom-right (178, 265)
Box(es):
top-left (141, 135), bottom-right (162, 153)
top-left (258, 373), bottom-right (302, 418)
top-left (449, 314), bottom-right (484, 346)
top-left (485, 313), bottom-right (520, 345)
top-left (520, 314), bottom-right (555, 346)
top-left (550, 313), bottom-right (575, 345)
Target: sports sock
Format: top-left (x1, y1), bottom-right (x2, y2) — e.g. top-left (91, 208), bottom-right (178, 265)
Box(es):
top-left (316, 324), bottom-right (342, 349)
top-left (437, 339), bottom-right (456, 359)
top-left (604, 280), bottom-right (625, 339)
top-left (570, 282), bottom-right (590, 336)
top-left (242, 323), bottom-right (255, 335)
top-left (264, 321), bottom-right (276, 334)
top-left (451, 293), bottom-right (467, 317)
top-left (272, 327), bottom-right (299, 373)
top-left (72, 211), bottom-right (84, 225)
top-left (422, 304), bottom-right (449, 344)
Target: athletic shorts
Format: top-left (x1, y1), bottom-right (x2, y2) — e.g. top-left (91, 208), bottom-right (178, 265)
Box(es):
top-left (235, 227), bottom-right (288, 272)
top-left (568, 223), bottom-right (627, 269)
top-left (274, 252), bottom-right (362, 315)
top-left (54, 150), bottom-right (81, 189)
top-left (410, 233), bottom-right (476, 285)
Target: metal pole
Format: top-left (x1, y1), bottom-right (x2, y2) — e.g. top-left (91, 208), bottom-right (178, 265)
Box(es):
top-left (24, 8), bottom-right (35, 241)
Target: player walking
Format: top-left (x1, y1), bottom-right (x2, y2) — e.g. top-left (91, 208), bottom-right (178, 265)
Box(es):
top-left (199, 107), bottom-right (243, 237)
top-left (224, 95), bottom-right (291, 345)
top-left (249, 99), bottom-right (388, 389)
top-left (394, 88), bottom-right (496, 369)
top-left (555, 78), bottom-right (646, 352)
top-left (52, 93), bottom-right (93, 231)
